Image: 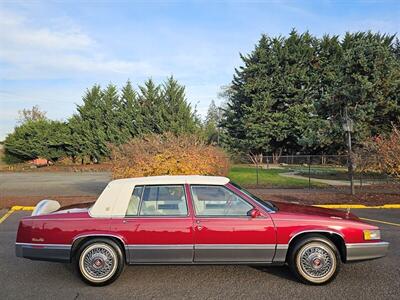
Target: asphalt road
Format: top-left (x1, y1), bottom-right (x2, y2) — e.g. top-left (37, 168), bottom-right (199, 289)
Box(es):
top-left (0, 172), bottom-right (111, 197)
top-left (0, 209), bottom-right (399, 300)
top-left (0, 172), bottom-right (355, 199)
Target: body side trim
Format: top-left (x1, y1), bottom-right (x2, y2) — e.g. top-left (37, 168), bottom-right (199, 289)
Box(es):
top-left (126, 244), bottom-right (280, 250)
top-left (15, 242), bottom-right (71, 248)
top-left (195, 244), bottom-right (276, 250)
top-left (71, 233), bottom-right (127, 245)
top-left (346, 242), bottom-right (389, 248)
top-left (288, 230), bottom-right (344, 245)
top-left (127, 244), bottom-right (193, 250)
top-left (127, 261), bottom-right (284, 266)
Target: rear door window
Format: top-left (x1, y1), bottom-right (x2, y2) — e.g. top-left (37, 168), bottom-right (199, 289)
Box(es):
top-left (139, 185), bottom-right (188, 216)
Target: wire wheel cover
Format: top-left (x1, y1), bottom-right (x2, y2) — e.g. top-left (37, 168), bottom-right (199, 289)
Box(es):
top-left (80, 243), bottom-right (117, 282)
top-left (299, 245), bottom-right (334, 278)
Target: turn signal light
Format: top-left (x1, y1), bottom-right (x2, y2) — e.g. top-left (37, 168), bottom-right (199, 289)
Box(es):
top-left (363, 229), bottom-right (381, 240)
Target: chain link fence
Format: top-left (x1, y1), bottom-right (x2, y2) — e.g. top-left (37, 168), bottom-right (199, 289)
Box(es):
top-left (233, 154), bottom-right (399, 195)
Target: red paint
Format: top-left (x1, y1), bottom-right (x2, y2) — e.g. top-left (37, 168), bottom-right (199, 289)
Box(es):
top-left (16, 184), bottom-right (381, 248)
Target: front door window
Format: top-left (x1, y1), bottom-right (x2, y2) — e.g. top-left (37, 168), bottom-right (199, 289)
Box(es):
top-left (191, 185), bottom-right (253, 217)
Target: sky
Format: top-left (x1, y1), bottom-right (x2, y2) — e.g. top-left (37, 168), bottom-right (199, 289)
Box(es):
top-left (0, 0), bottom-right (399, 140)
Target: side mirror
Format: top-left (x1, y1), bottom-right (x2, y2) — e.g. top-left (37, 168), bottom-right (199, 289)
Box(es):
top-left (248, 208), bottom-right (261, 218)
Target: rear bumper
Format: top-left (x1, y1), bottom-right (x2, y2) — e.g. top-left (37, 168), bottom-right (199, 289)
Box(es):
top-left (15, 243), bottom-right (71, 263)
top-left (346, 242), bottom-right (389, 261)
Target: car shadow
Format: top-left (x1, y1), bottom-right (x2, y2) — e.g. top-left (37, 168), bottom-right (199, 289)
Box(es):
top-left (251, 265), bottom-right (298, 283)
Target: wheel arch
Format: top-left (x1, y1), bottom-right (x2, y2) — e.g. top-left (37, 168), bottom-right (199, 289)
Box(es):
top-left (71, 234), bottom-right (128, 263)
top-left (286, 230), bottom-right (346, 263)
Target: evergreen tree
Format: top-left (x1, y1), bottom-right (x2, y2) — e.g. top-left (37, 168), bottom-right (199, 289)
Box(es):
top-left (221, 31), bottom-right (400, 157)
top-left (120, 80), bottom-right (143, 137)
top-left (334, 32), bottom-right (400, 144)
top-left (4, 77), bottom-right (200, 164)
top-left (69, 85), bottom-right (106, 162)
top-left (4, 119), bottom-right (72, 163)
top-left (162, 76), bottom-right (198, 134)
top-left (203, 100), bottom-right (221, 144)
top-left (138, 79), bottom-right (166, 134)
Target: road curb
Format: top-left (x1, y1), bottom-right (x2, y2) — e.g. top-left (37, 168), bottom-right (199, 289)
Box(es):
top-left (11, 206), bottom-right (35, 211)
top-left (313, 204), bottom-right (400, 209)
top-left (0, 206), bottom-right (35, 224)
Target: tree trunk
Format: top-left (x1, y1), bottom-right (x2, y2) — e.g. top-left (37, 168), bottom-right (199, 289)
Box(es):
top-left (272, 149), bottom-right (282, 164)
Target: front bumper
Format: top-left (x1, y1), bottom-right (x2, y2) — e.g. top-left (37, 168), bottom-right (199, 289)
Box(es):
top-left (346, 242), bottom-right (389, 261)
top-left (15, 243), bottom-right (71, 263)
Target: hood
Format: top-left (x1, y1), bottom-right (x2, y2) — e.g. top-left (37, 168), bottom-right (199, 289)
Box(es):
top-left (272, 201), bottom-right (359, 220)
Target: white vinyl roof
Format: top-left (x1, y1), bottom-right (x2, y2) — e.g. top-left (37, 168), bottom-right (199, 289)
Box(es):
top-left (90, 175), bottom-right (230, 217)
top-left (110, 175), bottom-right (230, 186)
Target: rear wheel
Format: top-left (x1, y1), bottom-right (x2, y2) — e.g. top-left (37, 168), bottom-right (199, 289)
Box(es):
top-left (75, 238), bottom-right (124, 286)
top-left (288, 235), bottom-right (341, 285)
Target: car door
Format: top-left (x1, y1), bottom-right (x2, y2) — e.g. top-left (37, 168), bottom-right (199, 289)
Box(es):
top-left (112, 184), bottom-right (194, 263)
top-left (190, 185), bottom-right (276, 263)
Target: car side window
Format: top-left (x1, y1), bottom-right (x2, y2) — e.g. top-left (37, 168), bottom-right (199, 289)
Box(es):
top-left (191, 185), bottom-right (253, 217)
top-left (126, 186), bottom-right (144, 216)
top-left (139, 185), bottom-right (188, 216)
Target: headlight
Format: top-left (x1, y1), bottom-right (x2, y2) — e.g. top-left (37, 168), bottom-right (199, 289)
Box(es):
top-left (363, 229), bottom-right (381, 240)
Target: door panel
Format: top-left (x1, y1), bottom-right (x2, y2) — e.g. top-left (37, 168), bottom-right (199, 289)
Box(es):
top-left (111, 184), bottom-right (194, 263)
top-left (112, 218), bottom-right (194, 263)
top-left (190, 185), bottom-right (276, 262)
top-left (193, 217), bottom-right (276, 262)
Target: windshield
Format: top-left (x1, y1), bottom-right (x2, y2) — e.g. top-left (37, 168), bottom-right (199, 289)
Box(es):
top-left (230, 181), bottom-right (277, 212)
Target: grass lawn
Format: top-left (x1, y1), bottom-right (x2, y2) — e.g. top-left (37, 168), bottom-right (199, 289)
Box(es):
top-left (291, 166), bottom-right (388, 181)
top-left (228, 165), bottom-right (326, 188)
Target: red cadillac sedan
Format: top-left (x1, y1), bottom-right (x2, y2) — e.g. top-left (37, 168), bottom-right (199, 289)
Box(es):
top-left (16, 175), bottom-right (389, 286)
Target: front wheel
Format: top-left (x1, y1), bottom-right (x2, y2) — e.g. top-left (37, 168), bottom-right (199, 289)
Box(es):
top-left (75, 238), bottom-right (125, 286)
top-left (288, 235), bottom-right (341, 285)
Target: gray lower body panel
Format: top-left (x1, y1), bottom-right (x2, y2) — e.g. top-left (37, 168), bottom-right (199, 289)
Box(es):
top-left (273, 244), bottom-right (289, 262)
top-left (346, 242), bottom-right (389, 261)
top-left (15, 242), bottom-right (288, 265)
top-left (15, 243), bottom-right (71, 263)
top-left (194, 244), bottom-right (276, 262)
top-left (127, 244), bottom-right (282, 264)
top-left (127, 245), bottom-right (193, 263)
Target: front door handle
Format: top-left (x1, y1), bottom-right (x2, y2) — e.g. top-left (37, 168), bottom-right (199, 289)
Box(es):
top-left (195, 220), bottom-right (203, 230)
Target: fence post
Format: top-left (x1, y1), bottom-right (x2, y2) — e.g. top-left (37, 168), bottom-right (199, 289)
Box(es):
top-left (256, 163), bottom-right (259, 186)
top-left (308, 155), bottom-right (311, 190)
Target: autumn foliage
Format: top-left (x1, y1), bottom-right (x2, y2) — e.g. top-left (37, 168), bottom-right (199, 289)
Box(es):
top-left (111, 133), bottom-right (230, 179)
top-left (360, 126), bottom-right (400, 179)
top-left (374, 127), bottom-right (400, 179)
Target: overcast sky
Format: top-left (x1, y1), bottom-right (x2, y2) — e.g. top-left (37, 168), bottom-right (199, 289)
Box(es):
top-left (0, 0), bottom-right (399, 140)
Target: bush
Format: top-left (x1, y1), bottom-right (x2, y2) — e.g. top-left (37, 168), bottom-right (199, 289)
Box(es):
top-left (359, 126), bottom-right (400, 179)
top-left (375, 126), bottom-right (400, 179)
top-left (111, 133), bottom-right (230, 179)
